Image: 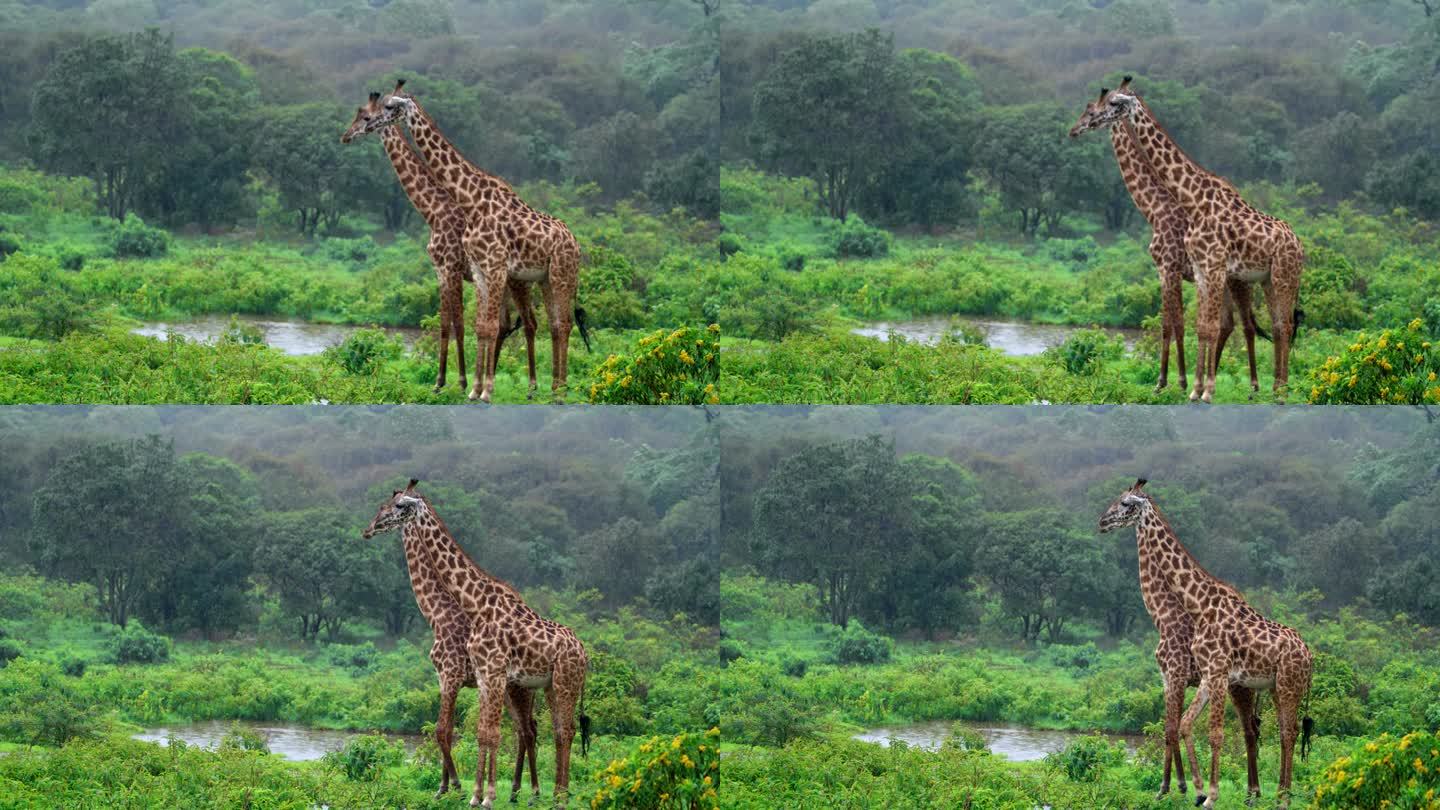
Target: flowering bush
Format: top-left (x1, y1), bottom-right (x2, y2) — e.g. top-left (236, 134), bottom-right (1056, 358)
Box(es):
top-left (1312, 730), bottom-right (1440, 808)
top-left (588, 728), bottom-right (719, 809)
top-left (1309, 319), bottom-right (1440, 404)
top-left (588, 325), bottom-right (720, 405)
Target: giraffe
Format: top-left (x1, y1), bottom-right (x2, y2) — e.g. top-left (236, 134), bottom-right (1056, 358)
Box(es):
top-left (1099, 479), bottom-right (1314, 808)
top-left (341, 94), bottom-right (541, 397)
top-left (361, 479), bottom-right (542, 802)
top-left (1081, 76), bottom-right (1305, 402)
top-left (363, 480), bottom-right (590, 809)
top-left (353, 80), bottom-right (590, 403)
top-left (1070, 87), bottom-right (1268, 396)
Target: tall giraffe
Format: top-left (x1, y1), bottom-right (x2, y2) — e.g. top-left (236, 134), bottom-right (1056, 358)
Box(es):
top-left (361, 479), bottom-right (541, 802)
top-left (341, 94), bottom-right (540, 397)
top-left (1082, 76), bottom-right (1305, 402)
top-left (363, 480), bottom-right (590, 809)
top-left (354, 81), bottom-right (590, 403)
top-left (1070, 88), bottom-right (1266, 396)
top-left (1099, 479), bottom-right (1314, 808)
top-left (1093, 475), bottom-right (1260, 799)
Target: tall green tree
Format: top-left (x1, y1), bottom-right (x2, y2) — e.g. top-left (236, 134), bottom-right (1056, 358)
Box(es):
top-left (30, 435), bottom-right (184, 627)
top-left (253, 508), bottom-right (378, 642)
top-left (751, 29), bottom-right (908, 220)
top-left (29, 30), bottom-right (192, 220)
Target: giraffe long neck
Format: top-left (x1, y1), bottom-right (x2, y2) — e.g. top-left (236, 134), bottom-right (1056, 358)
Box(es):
top-left (399, 97), bottom-right (513, 210)
top-left (1109, 123), bottom-right (1176, 228)
top-left (379, 125), bottom-right (452, 231)
top-left (1135, 503), bottom-right (1241, 619)
top-left (400, 530), bottom-right (460, 632)
top-left (402, 500), bottom-right (534, 624)
top-left (1123, 99), bottom-right (1231, 216)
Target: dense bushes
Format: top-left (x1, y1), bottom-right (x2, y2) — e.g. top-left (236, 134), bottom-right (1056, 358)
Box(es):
top-left (830, 621), bottom-right (892, 665)
top-left (1309, 319), bottom-right (1440, 404)
top-left (1312, 730), bottom-right (1440, 808)
top-left (588, 729), bottom-right (720, 810)
top-left (588, 325), bottom-right (721, 405)
top-left (110, 622), bottom-right (171, 664)
top-left (109, 214), bottom-right (170, 259)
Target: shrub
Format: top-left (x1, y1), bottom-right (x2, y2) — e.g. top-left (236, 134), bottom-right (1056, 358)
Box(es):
top-left (580, 245), bottom-right (647, 328)
top-left (830, 622), bottom-right (892, 665)
top-left (0, 177), bottom-right (43, 213)
top-left (1052, 329), bottom-right (1123, 376)
top-left (0, 658), bottom-right (104, 746)
top-left (218, 723), bottom-right (271, 755)
top-left (1045, 236), bottom-right (1099, 265)
top-left (326, 733), bottom-right (405, 781)
top-left (778, 248), bottom-right (806, 272)
top-left (109, 213), bottom-right (170, 258)
top-left (58, 249), bottom-right (85, 271)
top-left (0, 640), bottom-right (21, 666)
top-left (587, 728), bottom-right (719, 810)
top-left (218, 316), bottom-right (266, 347)
top-left (1048, 642), bottom-right (1101, 673)
top-left (323, 236), bottom-right (377, 264)
top-left (716, 232), bottom-right (743, 257)
top-left (1046, 735), bottom-right (1126, 782)
top-left (832, 216), bottom-right (891, 259)
top-left (324, 328), bottom-right (403, 375)
top-left (780, 656), bottom-right (808, 678)
top-left (111, 622), bottom-right (172, 664)
top-left (327, 641), bottom-right (380, 673)
top-left (1312, 730), bottom-right (1440, 808)
top-left (718, 639), bottom-right (744, 664)
top-left (588, 324), bottom-right (720, 405)
top-left (943, 724), bottom-right (989, 753)
top-left (1309, 319), bottom-right (1440, 404)
top-left (0, 232), bottom-right (21, 258)
top-left (58, 655), bottom-right (87, 678)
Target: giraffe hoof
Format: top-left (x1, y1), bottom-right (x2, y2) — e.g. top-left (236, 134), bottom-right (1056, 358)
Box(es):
top-left (1201, 393), bottom-right (1212, 404)
top-left (1194, 795), bottom-right (1206, 807)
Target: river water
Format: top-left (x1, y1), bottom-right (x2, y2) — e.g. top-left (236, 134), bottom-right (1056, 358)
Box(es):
top-left (132, 315), bottom-right (421, 356)
top-left (851, 317), bottom-right (1142, 356)
top-left (134, 720), bottom-right (421, 761)
top-left (853, 720), bottom-right (1144, 761)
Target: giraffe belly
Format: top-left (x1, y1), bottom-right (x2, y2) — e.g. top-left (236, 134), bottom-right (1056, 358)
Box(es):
top-left (1229, 668), bottom-right (1275, 690)
top-left (510, 672), bottom-right (552, 689)
top-left (1228, 256), bottom-right (1269, 283)
top-left (507, 260), bottom-right (548, 283)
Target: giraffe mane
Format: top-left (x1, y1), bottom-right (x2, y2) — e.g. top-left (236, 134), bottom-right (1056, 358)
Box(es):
top-left (1141, 493), bottom-right (1246, 600)
top-left (416, 493), bottom-right (526, 600)
top-left (1129, 94), bottom-right (1241, 198)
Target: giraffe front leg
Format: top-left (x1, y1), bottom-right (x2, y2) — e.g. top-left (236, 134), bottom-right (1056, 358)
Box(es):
top-left (1229, 685), bottom-right (1261, 802)
top-left (1191, 258), bottom-right (1227, 403)
top-left (471, 672), bottom-right (507, 809)
top-left (1158, 674), bottom-right (1188, 799)
top-left (1179, 683), bottom-right (1209, 799)
top-left (1156, 264), bottom-right (1184, 393)
top-left (1202, 673), bottom-right (1229, 809)
top-left (509, 283), bottom-right (539, 400)
top-left (436, 681), bottom-right (461, 798)
top-left (467, 251), bottom-right (506, 404)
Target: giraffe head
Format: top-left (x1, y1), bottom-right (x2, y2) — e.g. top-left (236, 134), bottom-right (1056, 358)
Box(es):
top-left (340, 90), bottom-right (403, 144)
top-left (1097, 478), bottom-right (1151, 533)
top-left (1069, 76), bottom-right (1139, 138)
top-left (362, 478), bottom-right (425, 537)
top-left (378, 79), bottom-right (420, 126)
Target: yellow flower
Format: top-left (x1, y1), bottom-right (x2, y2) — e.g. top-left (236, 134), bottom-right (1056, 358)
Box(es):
top-left (703, 776), bottom-right (712, 786)
top-left (608, 775), bottom-right (623, 788)
top-left (681, 754), bottom-right (694, 768)
top-left (1429, 372), bottom-right (1437, 382)
top-left (679, 350), bottom-right (694, 365)
top-left (1417, 757), bottom-right (1428, 773)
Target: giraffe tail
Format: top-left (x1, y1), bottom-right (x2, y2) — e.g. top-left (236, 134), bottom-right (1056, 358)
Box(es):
top-left (1301, 716), bottom-right (1314, 761)
top-left (574, 306), bottom-right (593, 352)
top-left (578, 681), bottom-right (592, 758)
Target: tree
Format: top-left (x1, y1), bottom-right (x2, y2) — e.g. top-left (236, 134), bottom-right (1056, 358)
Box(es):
top-left (253, 508), bottom-right (378, 642)
top-left (574, 111), bottom-right (661, 200)
top-left (751, 435), bottom-right (915, 628)
top-left (972, 104), bottom-right (1075, 236)
top-left (30, 30), bottom-right (192, 220)
top-left (751, 29), bottom-right (908, 220)
top-left (251, 103), bottom-right (390, 236)
top-left (143, 48), bottom-right (259, 228)
top-left (30, 436), bottom-right (184, 627)
top-left (974, 508), bottom-right (1101, 642)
